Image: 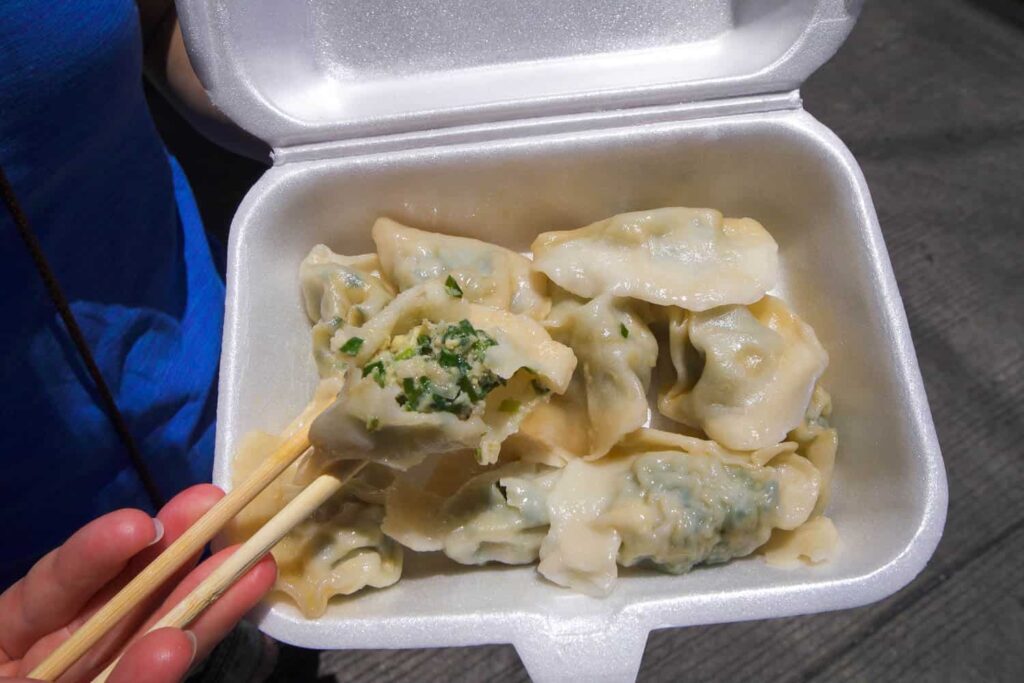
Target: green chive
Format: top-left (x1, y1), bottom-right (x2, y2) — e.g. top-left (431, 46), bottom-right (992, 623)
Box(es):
top-left (439, 349), bottom-right (464, 368)
top-left (620, 323), bottom-right (629, 339)
top-left (340, 337), bottom-right (364, 355)
top-left (362, 360), bottom-right (385, 386)
top-left (395, 347), bottom-right (416, 361)
top-left (366, 417), bottom-right (380, 432)
top-left (498, 398), bottom-right (521, 413)
top-left (445, 275), bottom-right (463, 298)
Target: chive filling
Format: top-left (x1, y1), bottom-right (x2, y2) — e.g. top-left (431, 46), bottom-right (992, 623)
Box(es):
top-left (361, 319), bottom-right (505, 420)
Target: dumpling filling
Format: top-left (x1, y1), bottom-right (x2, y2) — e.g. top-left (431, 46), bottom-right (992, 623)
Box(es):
top-left (360, 319), bottom-right (505, 421)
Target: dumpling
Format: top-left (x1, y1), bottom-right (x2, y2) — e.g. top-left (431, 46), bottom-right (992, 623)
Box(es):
top-left (543, 293), bottom-right (658, 458)
top-left (538, 450), bottom-right (777, 596)
top-left (229, 397), bottom-right (401, 618)
top-left (272, 484), bottom-right (402, 618)
top-left (382, 457), bottom-right (560, 565)
top-left (659, 296), bottom-right (828, 451)
top-left (299, 245), bottom-right (396, 377)
top-left (537, 434), bottom-right (821, 596)
top-left (309, 280), bottom-right (576, 469)
top-left (531, 208), bottom-right (778, 311)
top-left (372, 217), bottom-right (550, 319)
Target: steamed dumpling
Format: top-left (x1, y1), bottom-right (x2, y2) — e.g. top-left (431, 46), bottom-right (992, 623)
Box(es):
top-left (531, 208), bottom-right (778, 311)
top-left (273, 484), bottom-right (402, 618)
top-left (659, 296), bottom-right (828, 451)
top-left (373, 217), bottom-right (550, 319)
top-left (382, 456), bottom-right (560, 565)
top-left (537, 432), bottom-right (821, 595)
top-left (229, 403), bottom-right (401, 618)
top-left (309, 280), bottom-right (576, 469)
top-left (299, 245), bottom-right (396, 377)
top-left (544, 293), bottom-right (658, 458)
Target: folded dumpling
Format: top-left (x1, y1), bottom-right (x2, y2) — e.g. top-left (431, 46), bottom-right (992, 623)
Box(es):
top-left (382, 456), bottom-right (560, 565)
top-left (229, 409), bottom-right (401, 618)
top-left (299, 245), bottom-right (396, 377)
top-left (309, 280), bottom-right (576, 469)
top-left (543, 293), bottom-right (658, 458)
top-left (537, 433), bottom-right (821, 596)
top-left (531, 208), bottom-right (778, 311)
top-left (659, 296), bottom-right (828, 451)
top-left (373, 217), bottom-right (550, 319)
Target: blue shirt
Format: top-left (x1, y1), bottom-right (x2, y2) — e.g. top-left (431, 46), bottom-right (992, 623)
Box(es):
top-left (0, 0), bottom-right (224, 586)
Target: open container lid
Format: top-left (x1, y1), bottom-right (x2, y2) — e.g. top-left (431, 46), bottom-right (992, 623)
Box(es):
top-left (178, 0), bottom-right (862, 150)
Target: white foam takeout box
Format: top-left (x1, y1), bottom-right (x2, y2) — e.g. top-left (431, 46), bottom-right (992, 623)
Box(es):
top-left (178, 1), bottom-right (948, 680)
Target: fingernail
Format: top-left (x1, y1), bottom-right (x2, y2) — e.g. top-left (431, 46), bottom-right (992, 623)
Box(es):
top-left (148, 518), bottom-right (164, 547)
top-left (184, 630), bottom-right (198, 666)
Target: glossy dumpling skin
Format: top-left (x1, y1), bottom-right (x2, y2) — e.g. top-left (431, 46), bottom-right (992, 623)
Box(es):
top-left (309, 280), bottom-right (576, 470)
top-left (299, 245), bottom-right (396, 378)
top-left (382, 455), bottom-right (560, 565)
top-left (372, 217), bottom-right (550, 319)
top-left (659, 296), bottom-right (828, 451)
top-left (537, 430), bottom-right (821, 596)
top-left (531, 208), bottom-right (778, 311)
top-left (273, 475), bottom-right (402, 618)
top-left (229, 390), bottom-right (402, 618)
top-left (543, 293), bottom-right (658, 458)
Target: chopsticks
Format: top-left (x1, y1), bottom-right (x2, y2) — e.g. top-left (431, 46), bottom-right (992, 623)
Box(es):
top-left (28, 423), bottom-right (320, 682)
top-left (92, 463), bottom-right (365, 683)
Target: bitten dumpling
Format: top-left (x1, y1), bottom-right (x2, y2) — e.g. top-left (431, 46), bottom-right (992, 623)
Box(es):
top-left (309, 280), bottom-right (576, 469)
top-left (531, 208), bottom-right (778, 311)
top-left (659, 296), bottom-right (828, 451)
top-left (373, 217), bottom-right (550, 319)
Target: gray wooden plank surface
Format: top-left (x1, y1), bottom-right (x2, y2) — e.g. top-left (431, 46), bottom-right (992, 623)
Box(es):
top-left (155, 1), bottom-right (1024, 680)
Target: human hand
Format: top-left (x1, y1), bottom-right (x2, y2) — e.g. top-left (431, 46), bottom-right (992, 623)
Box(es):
top-left (0, 485), bottom-right (277, 682)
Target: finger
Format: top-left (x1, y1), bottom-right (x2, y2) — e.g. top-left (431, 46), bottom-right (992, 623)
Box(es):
top-left (16, 485), bottom-right (225, 680)
top-left (143, 545), bottom-right (277, 662)
top-left (106, 628), bottom-right (196, 683)
top-left (135, 485), bottom-right (227, 569)
top-left (73, 484), bottom-right (226, 630)
top-left (0, 509), bottom-right (158, 659)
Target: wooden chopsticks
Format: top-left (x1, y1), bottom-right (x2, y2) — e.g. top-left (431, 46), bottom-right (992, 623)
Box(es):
top-left (92, 463), bottom-right (365, 683)
top-left (28, 424), bottom-right (320, 682)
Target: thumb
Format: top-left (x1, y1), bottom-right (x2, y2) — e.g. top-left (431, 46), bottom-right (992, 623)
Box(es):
top-left (106, 627), bottom-right (196, 683)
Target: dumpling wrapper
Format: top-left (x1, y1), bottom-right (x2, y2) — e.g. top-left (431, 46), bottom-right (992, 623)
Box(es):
top-left (659, 296), bottom-right (829, 451)
top-left (531, 207), bottom-right (778, 311)
top-left (537, 444), bottom-right (803, 596)
top-left (761, 516), bottom-right (840, 568)
top-left (299, 245), bottom-right (396, 378)
top-left (373, 217), bottom-right (550, 319)
top-left (310, 280), bottom-right (576, 470)
top-left (382, 457), bottom-right (560, 565)
top-left (229, 387), bottom-right (402, 618)
top-left (543, 293), bottom-right (658, 458)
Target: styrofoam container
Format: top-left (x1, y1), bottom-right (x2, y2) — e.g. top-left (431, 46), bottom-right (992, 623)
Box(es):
top-left (179, 1), bottom-right (948, 680)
